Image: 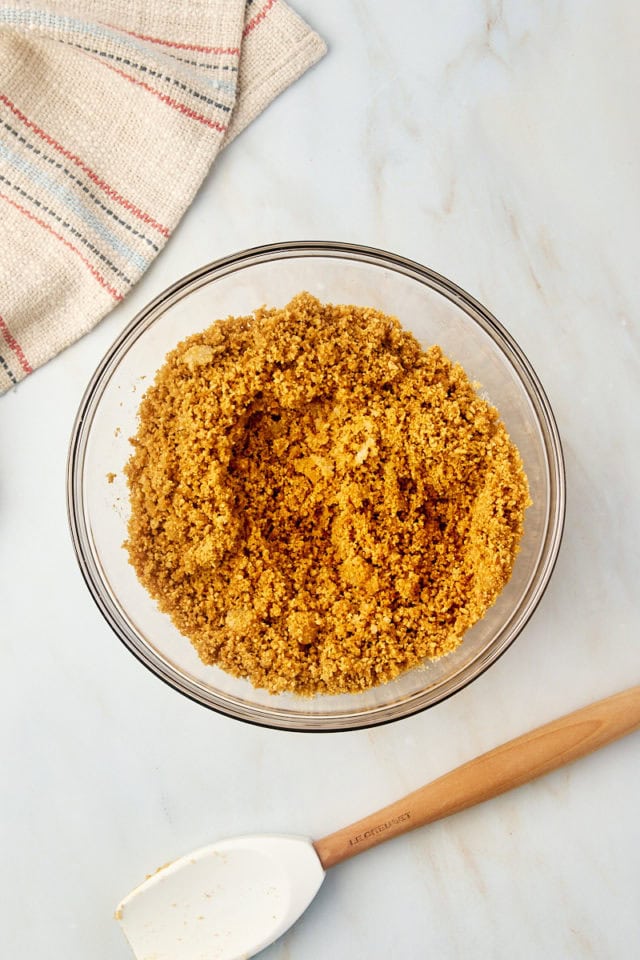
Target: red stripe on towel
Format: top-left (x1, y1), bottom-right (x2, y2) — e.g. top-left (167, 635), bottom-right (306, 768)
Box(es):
top-left (0, 93), bottom-right (170, 237)
top-left (244, 0), bottom-right (278, 37)
top-left (113, 26), bottom-right (240, 55)
top-left (93, 61), bottom-right (228, 132)
top-left (0, 316), bottom-right (32, 374)
top-left (0, 192), bottom-right (123, 301)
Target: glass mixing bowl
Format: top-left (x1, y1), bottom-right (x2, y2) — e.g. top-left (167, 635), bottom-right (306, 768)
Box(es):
top-left (67, 242), bottom-right (565, 731)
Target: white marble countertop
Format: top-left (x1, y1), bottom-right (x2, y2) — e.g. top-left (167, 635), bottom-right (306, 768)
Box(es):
top-left (2, 2), bottom-right (639, 958)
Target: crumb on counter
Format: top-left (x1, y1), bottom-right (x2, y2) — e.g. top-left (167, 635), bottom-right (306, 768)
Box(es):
top-left (124, 293), bottom-right (530, 695)
top-left (106, 472), bottom-right (117, 483)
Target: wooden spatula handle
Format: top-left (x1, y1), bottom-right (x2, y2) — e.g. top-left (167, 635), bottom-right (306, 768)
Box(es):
top-left (314, 686), bottom-right (640, 870)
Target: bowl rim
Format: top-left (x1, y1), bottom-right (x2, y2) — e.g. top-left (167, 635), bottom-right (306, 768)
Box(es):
top-left (67, 240), bottom-right (566, 732)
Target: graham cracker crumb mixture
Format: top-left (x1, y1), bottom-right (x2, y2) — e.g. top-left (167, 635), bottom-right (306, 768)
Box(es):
top-left (125, 293), bottom-right (530, 695)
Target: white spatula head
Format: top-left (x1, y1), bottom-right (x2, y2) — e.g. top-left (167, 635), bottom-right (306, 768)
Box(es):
top-left (116, 835), bottom-right (325, 960)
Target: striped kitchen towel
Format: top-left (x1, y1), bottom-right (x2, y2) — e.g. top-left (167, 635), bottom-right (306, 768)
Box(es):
top-left (0, 0), bottom-right (326, 393)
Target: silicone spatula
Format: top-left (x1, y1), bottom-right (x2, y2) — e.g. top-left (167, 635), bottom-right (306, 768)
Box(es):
top-left (116, 686), bottom-right (640, 960)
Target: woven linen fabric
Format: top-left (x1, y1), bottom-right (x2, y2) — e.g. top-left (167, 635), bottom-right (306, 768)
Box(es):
top-left (0, 0), bottom-right (326, 393)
